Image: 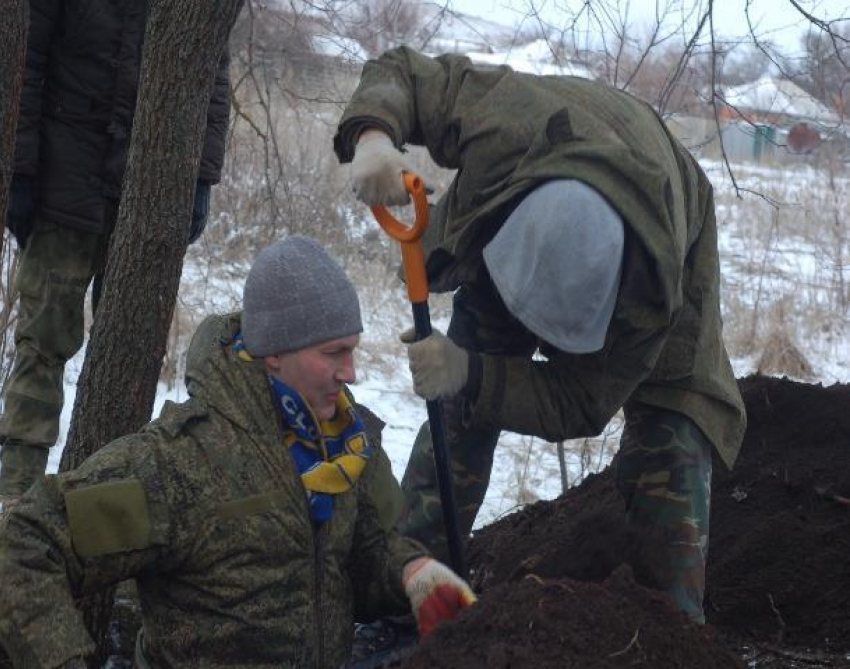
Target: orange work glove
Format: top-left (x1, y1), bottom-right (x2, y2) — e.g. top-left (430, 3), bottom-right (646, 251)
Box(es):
top-left (402, 557), bottom-right (477, 637)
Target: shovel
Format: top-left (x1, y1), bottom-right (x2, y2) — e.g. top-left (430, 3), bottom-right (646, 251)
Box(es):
top-left (371, 172), bottom-right (466, 578)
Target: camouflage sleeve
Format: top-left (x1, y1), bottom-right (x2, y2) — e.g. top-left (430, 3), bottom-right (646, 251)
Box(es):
top-left (333, 46), bottom-right (500, 170)
top-left (348, 445), bottom-right (428, 622)
top-left (0, 434), bottom-right (178, 668)
top-left (465, 327), bottom-right (668, 442)
top-left (352, 401), bottom-right (405, 532)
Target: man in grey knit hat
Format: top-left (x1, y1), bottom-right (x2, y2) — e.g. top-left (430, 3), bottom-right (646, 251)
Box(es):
top-left (0, 236), bottom-right (475, 669)
top-left (240, 235), bottom-right (366, 422)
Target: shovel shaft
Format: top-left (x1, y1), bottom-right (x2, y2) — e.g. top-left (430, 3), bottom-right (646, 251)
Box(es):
top-left (411, 301), bottom-right (466, 577)
top-left (372, 173), bottom-right (467, 578)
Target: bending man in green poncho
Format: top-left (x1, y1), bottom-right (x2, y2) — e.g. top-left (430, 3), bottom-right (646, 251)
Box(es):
top-left (334, 46), bottom-right (746, 625)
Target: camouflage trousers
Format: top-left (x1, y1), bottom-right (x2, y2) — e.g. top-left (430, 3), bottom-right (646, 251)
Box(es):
top-left (397, 280), bottom-right (712, 624)
top-left (614, 402), bottom-right (712, 624)
top-left (0, 214), bottom-right (113, 497)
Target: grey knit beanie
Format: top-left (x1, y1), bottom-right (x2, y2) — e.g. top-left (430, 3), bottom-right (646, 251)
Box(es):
top-left (242, 236), bottom-right (363, 356)
top-left (483, 179), bottom-right (624, 354)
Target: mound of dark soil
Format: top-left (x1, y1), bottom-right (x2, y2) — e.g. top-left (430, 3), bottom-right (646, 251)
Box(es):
top-left (402, 567), bottom-right (743, 669)
top-left (398, 375), bottom-right (850, 668)
top-left (708, 376), bottom-right (850, 653)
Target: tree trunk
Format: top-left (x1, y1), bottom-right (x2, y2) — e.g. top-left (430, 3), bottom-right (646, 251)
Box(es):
top-left (58, 2), bottom-right (243, 666)
top-left (0, 0), bottom-right (27, 269)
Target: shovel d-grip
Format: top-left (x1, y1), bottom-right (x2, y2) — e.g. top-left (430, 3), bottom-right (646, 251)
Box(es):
top-left (371, 173), bottom-right (467, 578)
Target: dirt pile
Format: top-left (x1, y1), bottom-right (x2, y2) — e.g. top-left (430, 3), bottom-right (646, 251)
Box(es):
top-left (402, 567), bottom-right (742, 669)
top-left (707, 376), bottom-right (850, 653)
top-left (398, 375), bottom-right (850, 668)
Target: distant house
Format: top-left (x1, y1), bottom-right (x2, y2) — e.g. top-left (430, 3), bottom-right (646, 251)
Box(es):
top-left (717, 77), bottom-right (847, 163)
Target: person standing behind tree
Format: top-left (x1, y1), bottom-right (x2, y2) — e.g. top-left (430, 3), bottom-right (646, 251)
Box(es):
top-left (334, 46), bottom-right (746, 625)
top-left (0, 0), bottom-right (231, 512)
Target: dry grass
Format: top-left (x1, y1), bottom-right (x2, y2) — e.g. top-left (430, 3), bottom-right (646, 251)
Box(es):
top-left (712, 159), bottom-right (849, 380)
top-left (757, 329), bottom-right (814, 379)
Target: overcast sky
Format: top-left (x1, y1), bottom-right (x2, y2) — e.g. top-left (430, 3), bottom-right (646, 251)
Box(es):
top-left (444, 0), bottom-right (850, 54)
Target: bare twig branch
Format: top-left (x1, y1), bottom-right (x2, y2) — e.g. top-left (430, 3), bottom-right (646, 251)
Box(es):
top-left (608, 627), bottom-right (641, 658)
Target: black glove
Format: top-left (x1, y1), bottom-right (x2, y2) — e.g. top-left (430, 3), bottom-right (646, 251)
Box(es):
top-left (189, 179), bottom-right (211, 244)
top-left (6, 174), bottom-right (36, 248)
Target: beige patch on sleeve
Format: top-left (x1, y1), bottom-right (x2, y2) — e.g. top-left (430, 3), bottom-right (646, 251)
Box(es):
top-left (65, 480), bottom-right (152, 559)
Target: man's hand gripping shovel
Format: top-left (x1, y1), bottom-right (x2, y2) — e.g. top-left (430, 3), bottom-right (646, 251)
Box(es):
top-left (371, 173), bottom-right (467, 578)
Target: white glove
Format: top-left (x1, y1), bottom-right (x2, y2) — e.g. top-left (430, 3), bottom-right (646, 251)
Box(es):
top-left (402, 557), bottom-right (477, 637)
top-left (351, 130), bottom-right (410, 206)
top-left (401, 328), bottom-right (469, 400)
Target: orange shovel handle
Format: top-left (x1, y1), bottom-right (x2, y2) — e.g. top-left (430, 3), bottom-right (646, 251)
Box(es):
top-left (370, 172), bottom-right (429, 303)
top-left (369, 172), bottom-right (467, 577)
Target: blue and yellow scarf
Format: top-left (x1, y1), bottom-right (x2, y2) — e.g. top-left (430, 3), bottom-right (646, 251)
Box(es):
top-left (234, 335), bottom-right (371, 523)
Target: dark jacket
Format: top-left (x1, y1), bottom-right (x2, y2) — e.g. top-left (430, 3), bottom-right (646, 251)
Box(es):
top-left (334, 47), bottom-right (746, 467)
top-left (15, 0), bottom-right (231, 233)
top-left (0, 314), bottom-right (424, 669)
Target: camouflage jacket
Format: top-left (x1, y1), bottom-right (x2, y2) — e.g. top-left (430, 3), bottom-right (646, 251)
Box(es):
top-left (0, 314), bottom-right (424, 669)
top-left (334, 47), bottom-right (745, 467)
